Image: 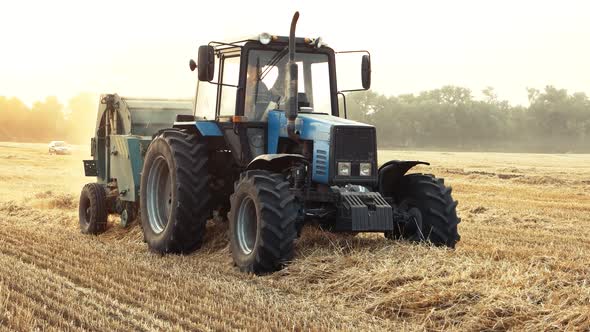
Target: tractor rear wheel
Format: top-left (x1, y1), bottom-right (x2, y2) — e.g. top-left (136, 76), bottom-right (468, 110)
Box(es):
top-left (79, 183), bottom-right (108, 234)
top-left (140, 129), bottom-right (210, 254)
top-left (385, 173), bottom-right (460, 248)
top-left (229, 170), bottom-right (298, 274)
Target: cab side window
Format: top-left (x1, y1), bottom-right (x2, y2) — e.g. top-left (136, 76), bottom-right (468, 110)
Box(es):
top-left (219, 55), bottom-right (240, 117)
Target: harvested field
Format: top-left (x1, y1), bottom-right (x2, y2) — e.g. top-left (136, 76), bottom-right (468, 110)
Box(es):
top-left (0, 142), bottom-right (589, 331)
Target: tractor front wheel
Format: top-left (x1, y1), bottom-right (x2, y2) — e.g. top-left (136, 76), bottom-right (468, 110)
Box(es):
top-left (79, 183), bottom-right (108, 234)
top-left (229, 170), bottom-right (298, 274)
top-left (385, 173), bottom-right (460, 248)
top-left (140, 129), bottom-right (211, 254)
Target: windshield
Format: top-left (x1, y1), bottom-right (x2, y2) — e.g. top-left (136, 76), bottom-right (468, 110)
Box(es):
top-left (54, 141), bottom-right (65, 147)
top-left (244, 49), bottom-right (332, 121)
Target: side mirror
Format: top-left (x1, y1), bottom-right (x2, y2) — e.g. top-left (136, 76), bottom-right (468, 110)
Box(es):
top-left (189, 59), bottom-right (197, 72)
top-left (198, 45), bottom-right (215, 81)
top-left (361, 55), bottom-right (371, 90)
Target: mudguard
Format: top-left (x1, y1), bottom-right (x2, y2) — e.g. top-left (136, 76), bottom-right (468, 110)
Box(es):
top-left (247, 154), bottom-right (306, 172)
top-left (378, 160), bottom-right (430, 194)
top-left (173, 121), bottom-right (223, 137)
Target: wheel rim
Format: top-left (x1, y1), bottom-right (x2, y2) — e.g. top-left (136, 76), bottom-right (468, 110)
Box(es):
top-left (236, 196), bottom-right (258, 254)
top-left (146, 156), bottom-right (172, 234)
top-left (407, 207), bottom-right (425, 241)
top-left (396, 200), bottom-right (424, 241)
top-left (120, 209), bottom-right (129, 227)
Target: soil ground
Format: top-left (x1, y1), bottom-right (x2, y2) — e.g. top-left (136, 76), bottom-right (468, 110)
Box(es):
top-left (0, 142), bottom-right (589, 331)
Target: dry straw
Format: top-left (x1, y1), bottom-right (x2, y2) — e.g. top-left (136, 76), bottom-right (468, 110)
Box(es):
top-left (0, 145), bottom-right (588, 330)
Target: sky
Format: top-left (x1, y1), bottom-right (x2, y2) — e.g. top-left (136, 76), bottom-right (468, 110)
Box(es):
top-left (1, 0), bottom-right (589, 106)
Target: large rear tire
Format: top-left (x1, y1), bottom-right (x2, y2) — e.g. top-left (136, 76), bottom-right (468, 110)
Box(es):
top-left (140, 129), bottom-right (211, 254)
top-left (229, 170), bottom-right (298, 274)
top-left (385, 173), bottom-right (460, 248)
top-left (79, 183), bottom-right (108, 235)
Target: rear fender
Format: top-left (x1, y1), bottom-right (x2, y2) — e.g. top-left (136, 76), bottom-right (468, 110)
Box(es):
top-left (172, 121), bottom-right (223, 137)
top-left (378, 160), bottom-right (430, 194)
top-left (168, 121), bottom-right (226, 150)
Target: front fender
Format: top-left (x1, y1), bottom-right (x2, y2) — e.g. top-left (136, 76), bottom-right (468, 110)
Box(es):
top-left (378, 160), bottom-right (430, 194)
top-left (247, 154), bottom-right (306, 172)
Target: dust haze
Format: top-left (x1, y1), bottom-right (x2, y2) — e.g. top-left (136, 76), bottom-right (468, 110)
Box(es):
top-left (0, 94), bottom-right (97, 144)
top-left (2, 85), bottom-right (589, 153)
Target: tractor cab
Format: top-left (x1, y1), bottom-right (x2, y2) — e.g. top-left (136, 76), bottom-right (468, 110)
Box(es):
top-left (185, 33), bottom-right (372, 172)
top-left (191, 35), bottom-right (343, 121)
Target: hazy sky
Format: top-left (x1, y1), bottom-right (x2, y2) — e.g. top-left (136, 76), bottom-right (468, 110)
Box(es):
top-left (1, 0), bottom-right (589, 106)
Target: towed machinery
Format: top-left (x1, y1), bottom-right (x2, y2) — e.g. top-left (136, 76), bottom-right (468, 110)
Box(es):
top-left (79, 12), bottom-right (460, 274)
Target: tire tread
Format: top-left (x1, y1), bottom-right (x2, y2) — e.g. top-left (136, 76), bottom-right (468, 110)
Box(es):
top-left (140, 129), bottom-right (211, 254)
top-left (389, 173), bottom-right (460, 248)
top-left (229, 170), bottom-right (298, 274)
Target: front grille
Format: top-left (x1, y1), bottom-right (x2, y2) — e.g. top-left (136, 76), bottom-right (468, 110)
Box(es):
top-left (333, 126), bottom-right (376, 162)
top-left (331, 126), bottom-right (377, 183)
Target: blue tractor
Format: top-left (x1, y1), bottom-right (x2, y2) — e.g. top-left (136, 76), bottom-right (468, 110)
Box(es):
top-left (79, 12), bottom-right (460, 274)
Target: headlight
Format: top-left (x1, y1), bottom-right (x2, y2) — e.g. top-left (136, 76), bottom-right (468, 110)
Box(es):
top-left (259, 32), bottom-right (272, 45)
top-left (360, 163), bottom-right (372, 176)
top-left (338, 162), bottom-right (351, 176)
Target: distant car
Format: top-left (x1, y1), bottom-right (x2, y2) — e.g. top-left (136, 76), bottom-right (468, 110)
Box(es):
top-left (48, 141), bottom-right (72, 155)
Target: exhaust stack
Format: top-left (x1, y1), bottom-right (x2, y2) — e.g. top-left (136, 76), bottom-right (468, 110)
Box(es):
top-left (286, 11), bottom-right (299, 141)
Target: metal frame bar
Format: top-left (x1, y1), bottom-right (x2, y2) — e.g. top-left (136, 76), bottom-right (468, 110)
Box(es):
top-left (335, 50), bottom-right (371, 93)
top-left (337, 91), bottom-right (347, 119)
top-left (333, 49), bottom-right (371, 120)
top-left (335, 50), bottom-right (371, 56)
top-left (238, 41), bottom-right (339, 117)
top-left (215, 53), bottom-right (242, 120)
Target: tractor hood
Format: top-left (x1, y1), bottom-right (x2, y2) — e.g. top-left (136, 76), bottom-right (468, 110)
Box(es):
top-left (267, 110), bottom-right (377, 185)
top-left (268, 111), bottom-right (374, 143)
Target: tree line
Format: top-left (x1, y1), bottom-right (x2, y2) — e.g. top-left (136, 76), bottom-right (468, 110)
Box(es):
top-left (345, 85), bottom-right (590, 152)
top-left (1, 86), bottom-right (589, 152)
top-left (0, 93), bottom-right (96, 144)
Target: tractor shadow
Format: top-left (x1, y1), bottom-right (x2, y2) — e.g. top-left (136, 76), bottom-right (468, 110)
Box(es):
top-left (296, 224), bottom-right (393, 256)
top-left (198, 219), bottom-right (393, 255)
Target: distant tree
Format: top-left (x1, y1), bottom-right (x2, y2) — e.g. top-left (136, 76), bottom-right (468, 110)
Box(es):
top-left (342, 85), bottom-right (590, 152)
top-left (0, 97), bottom-right (30, 140)
top-left (2, 85), bottom-right (589, 151)
top-left (29, 97), bottom-right (65, 141)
